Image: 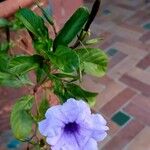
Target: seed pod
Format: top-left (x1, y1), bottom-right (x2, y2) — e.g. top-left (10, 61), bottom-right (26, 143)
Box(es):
top-left (53, 7), bottom-right (89, 49)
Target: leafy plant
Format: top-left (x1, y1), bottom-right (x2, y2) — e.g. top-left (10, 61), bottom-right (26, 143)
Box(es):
top-left (0, 0), bottom-right (108, 149)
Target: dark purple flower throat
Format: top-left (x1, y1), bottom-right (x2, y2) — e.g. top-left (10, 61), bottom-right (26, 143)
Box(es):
top-left (64, 122), bottom-right (79, 134)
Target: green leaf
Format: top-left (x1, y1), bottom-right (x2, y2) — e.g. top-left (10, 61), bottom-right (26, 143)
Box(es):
top-left (0, 54), bottom-right (33, 87)
top-left (0, 53), bottom-right (33, 87)
top-left (53, 79), bottom-right (97, 106)
top-left (9, 55), bottom-right (43, 75)
top-left (53, 7), bottom-right (89, 48)
top-left (76, 48), bottom-right (108, 77)
top-left (42, 72), bottom-right (63, 106)
top-left (16, 8), bottom-right (48, 38)
top-left (0, 18), bottom-right (9, 27)
top-left (51, 45), bottom-right (79, 73)
top-left (33, 38), bottom-right (53, 58)
top-left (11, 95), bottom-right (34, 140)
top-left (37, 4), bottom-right (54, 25)
top-left (53, 79), bottom-right (65, 104)
top-left (39, 99), bottom-right (49, 120)
top-left (0, 72), bottom-right (33, 87)
top-left (53, 73), bottom-right (77, 79)
top-left (16, 8), bottom-right (53, 57)
top-left (0, 53), bottom-right (10, 72)
top-left (10, 18), bottom-right (24, 30)
top-left (84, 38), bottom-right (102, 46)
top-left (36, 68), bottom-right (47, 83)
top-left (65, 83), bottom-right (98, 106)
top-left (0, 42), bottom-right (10, 52)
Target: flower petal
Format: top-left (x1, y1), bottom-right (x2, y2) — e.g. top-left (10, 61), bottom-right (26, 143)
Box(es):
top-left (83, 138), bottom-right (98, 150)
top-left (39, 107), bottom-right (65, 138)
top-left (38, 99), bottom-right (108, 149)
top-left (38, 119), bottom-right (49, 136)
top-left (45, 105), bottom-right (67, 124)
top-left (46, 127), bottom-right (63, 145)
top-left (61, 98), bottom-right (91, 122)
top-left (91, 114), bottom-right (109, 141)
top-left (93, 131), bottom-right (107, 141)
top-left (74, 127), bottom-right (92, 148)
top-left (52, 132), bottom-right (80, 150)
top-left (76, 100), bottom-right (91, 123)
top-left (61, 98), bottom-right (81, 122)
top-left (92, 114), bottom-right (107, 126)
top-left (38, 118), bottom-right (63, 139)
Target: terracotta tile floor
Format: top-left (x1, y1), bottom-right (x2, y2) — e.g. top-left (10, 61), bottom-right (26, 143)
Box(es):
top-left (83, 0), bottom-right (150, 149)
top-left (0, 0), bottom-right (150, 149)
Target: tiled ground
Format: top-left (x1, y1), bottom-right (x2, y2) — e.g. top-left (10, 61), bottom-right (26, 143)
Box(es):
top-left (83, 0), bottom-right (150, 149)
top-left (0, 0), bottom-right (150, 149)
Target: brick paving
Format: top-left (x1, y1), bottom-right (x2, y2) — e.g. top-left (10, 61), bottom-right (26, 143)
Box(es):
top-left (0, 0), bottom-right (150, 149)
top-left (84, 0), bottom-right (150, 149)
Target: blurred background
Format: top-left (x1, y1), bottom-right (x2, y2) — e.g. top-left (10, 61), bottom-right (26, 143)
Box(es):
top-left (0, 0), bottom-right (150, 149)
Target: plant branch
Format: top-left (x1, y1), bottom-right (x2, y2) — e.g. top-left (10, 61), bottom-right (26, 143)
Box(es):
top-left (5, 27), bottom-right (10, 43)
top-left (33, 76), bottom-right (48, 93)
top-left (26, 142), bottom-right (30, 150)
top-left (52, 24), bottom-right (57, 37)
top-left (33, 91), bottom-right (40, 116)
top-left (84, 0), bottom-right (101, 32)
top-left (32, 76), bottom-right (48, 116)
top-left (71, 0), bottom-right (101, 48)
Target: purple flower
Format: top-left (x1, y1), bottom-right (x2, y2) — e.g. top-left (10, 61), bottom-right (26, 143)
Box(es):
top-left (38, 98), bottom-right (109, 150)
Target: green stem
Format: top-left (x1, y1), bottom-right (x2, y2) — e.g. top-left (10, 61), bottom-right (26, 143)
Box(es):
top-left (33, 75), bottom-right (48, 117)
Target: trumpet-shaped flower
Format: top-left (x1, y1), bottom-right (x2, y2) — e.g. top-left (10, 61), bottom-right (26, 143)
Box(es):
top-left (38, 98), bottom-right (108, 150)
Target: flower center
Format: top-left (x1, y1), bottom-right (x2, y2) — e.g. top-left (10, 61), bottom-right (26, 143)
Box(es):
top-left (64, 122), bottom-right (79, 134)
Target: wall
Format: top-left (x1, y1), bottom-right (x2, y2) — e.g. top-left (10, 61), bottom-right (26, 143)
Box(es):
top-left (49, 0), bottom-right (83, 26)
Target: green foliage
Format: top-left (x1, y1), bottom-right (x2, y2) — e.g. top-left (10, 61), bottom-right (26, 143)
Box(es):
top-left (10, 95), bottom-right (34, 140)
top-left (50, 45), bottom-right (79, 73)
top-left (53, 81), bottom-right (98, 106)
top-left (53, 7), bottom-right (89, 48)
top-left (84, 38), bottom-right (102, 46)
top-left (0, 18), bottom-right (9, 27)
top-left (16, 8), bottom-right (48, 38)
top-left (36, 67), bottom-right (47, 83)
top-left (0, 42), bottom-right (10, 52)
top-left (0, 54), bottom-right (32, 87)
top-left (33, 38), bottom-right (53, 58)
top-left (0, 72), bottom-right (32, 87)
top-left (66, 83), bottom-right (98, 106)
top-left (0, 2), bottom-right (108, 147)
top-left (0, 53), bottom-right (10, 72)
top-left (37, 4), bottom-right (54, 25)
top-left (53, 73), bottom-right (78, 79)
top-left (8, 55), bottom-right (43, 75)
top-left (10, 18), bottom-right (24, 30)
top-left (76, 48), bottom-right (108, 77)
top-left (53, 79), bottom-right (65, 103)
top-left (39, 99), bottom-right (49, 120)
